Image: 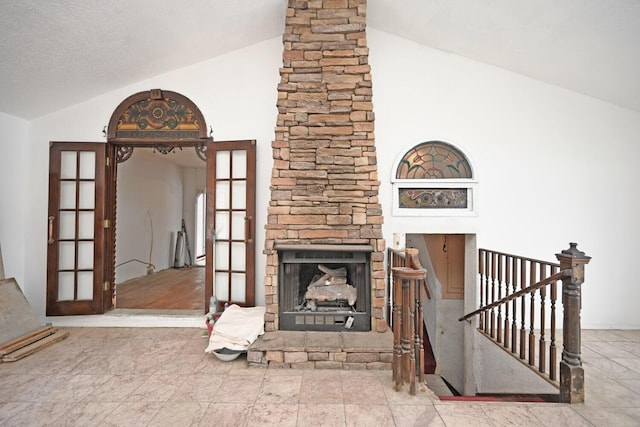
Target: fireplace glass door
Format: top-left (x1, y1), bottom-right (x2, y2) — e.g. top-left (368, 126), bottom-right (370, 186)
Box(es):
top-left (278, 247), bottom-right (371, 331)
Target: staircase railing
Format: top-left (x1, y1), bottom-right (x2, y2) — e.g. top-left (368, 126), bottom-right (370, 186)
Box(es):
top-left (459, 243), bottom-right (591, 403)
top-left (386, 247), bottom-right (430, 395)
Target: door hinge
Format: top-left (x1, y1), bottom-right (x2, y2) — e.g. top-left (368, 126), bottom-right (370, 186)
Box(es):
top-left (104, 219), bottom-right (111, 229)
top-left (106, 156), bottom-right (110, 167)
top-left (103, 281), bottom-right (110, 291)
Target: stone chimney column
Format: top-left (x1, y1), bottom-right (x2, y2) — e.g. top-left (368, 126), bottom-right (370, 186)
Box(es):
top-left (264, 0), bottom-right (386, 332)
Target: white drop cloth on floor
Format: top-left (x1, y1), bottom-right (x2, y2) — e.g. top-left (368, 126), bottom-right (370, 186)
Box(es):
top-left (205, 304), bottom-right (266, 353)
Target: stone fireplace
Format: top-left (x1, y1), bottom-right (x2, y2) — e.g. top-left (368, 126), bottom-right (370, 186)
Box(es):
top-left (278, 244), bottom-right (371, 331)
top-left (263, 0), bottom-right (386, 334)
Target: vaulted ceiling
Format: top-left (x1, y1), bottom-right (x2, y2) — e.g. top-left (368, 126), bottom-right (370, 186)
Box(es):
top-left (2, 0), bottom-right (639, 120)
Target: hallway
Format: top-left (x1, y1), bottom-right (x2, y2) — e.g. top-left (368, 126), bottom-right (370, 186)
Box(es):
top-left (0, 328), bottom-right (639, 426)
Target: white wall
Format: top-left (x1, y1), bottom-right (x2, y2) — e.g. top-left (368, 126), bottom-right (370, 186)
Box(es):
top-left (24, 37), bottom-right (281, 319)
top-left (10, 30), bottom-right (640, 328)
top-left (115, 149), bottom-right (184, 282)
top-left (0, 113), bottom-right (28, 287)
top-left (368, 29), bottom-right (640, 329)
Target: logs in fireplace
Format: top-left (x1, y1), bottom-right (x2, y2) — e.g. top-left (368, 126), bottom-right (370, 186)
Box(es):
top-left (278, 245), bottom-right (371, 332)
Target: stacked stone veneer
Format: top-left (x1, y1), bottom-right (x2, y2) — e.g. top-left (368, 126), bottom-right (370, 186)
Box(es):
top-left (247, 331), bottom-right (392, 369)
top-left (264, 0), bottom-right (386, 333)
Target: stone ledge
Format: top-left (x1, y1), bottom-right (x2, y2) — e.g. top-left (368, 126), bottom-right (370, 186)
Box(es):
top-left (247, 330), bottom-right (393, 370)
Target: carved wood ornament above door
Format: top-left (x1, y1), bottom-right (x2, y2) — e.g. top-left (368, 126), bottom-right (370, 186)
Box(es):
top-left (107, 88), bottom-right (212, 158)
top-left (104, 89), bottom-right (213, 312)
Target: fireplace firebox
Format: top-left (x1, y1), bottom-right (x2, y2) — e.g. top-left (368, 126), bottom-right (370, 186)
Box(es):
top-left (278, 245), bottom-right (371, 332)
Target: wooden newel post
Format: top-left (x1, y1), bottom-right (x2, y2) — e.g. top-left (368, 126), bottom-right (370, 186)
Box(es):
top-left (391, 266), bottom-right (426, 395)
top-left (556, 242), bottom-right (591, 403)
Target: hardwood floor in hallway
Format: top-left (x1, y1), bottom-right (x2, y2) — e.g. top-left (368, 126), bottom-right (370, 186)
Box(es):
top-left (115, 266), bottom-right (204, 310)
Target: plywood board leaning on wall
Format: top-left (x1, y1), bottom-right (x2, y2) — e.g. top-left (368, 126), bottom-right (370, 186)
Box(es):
top-left (0, 278), bottom-right (69, 362)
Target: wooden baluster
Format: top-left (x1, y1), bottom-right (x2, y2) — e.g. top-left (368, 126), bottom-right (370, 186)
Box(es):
top-left (484, 251), bottom-right (491, 333)
top-left (519, 258), bottom-right (526, 360)
top-left (539, 264), bottom-right (547, 374)
top-left (490, 252), bottom-right (497, 338)
top-left (416, 277), bottom-right (425, 384)
top-left (406, 247), bottom-right (425, 386)
top-left (529, 262), bottom-right (537, 366)
top-left (386, 249), bottom-right (392, 326)
top-left (479, 249), bottom-right (485, 329)
top-left (549, 265), bottom-right (558, 381)
top-left (408, 274), bottom-right (417, 395)
top-left (392, 268), bottom-right (403, 390)
top-left (504, 255), bottom-right (511, 348)
top-left (497, 254), bottom-right (503, 343)
top-left (511, 256), bottom-right (518, 354)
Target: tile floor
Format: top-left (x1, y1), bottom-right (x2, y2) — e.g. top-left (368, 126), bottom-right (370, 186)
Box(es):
top-left (0, 327), bottom-right (639, 426)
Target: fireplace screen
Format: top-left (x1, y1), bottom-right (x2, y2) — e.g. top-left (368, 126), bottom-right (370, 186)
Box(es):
top-left (278, 246), bottom-right (371, 331)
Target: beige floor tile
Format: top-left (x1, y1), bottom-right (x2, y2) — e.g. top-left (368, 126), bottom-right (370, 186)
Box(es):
top-left (44, 374), bottom-right (112, 402)
top-left (583, 357), bottom-right (640, 379)
top-left (2, 327), bottom-right (639, 427)
top-left (344, 403), bottom-right (394, 427)
top-left (0, 402), bottom-right (76, 426)
top-left (585, 376), bottom-right (640, 407)
top-left (66, 401), bottom-right (120, 426)
top-left (247, 402), bottom-right (299, 426)
top-left (388, 404), bottom-right (445, 427)
top-left (574, 406), bottom-right (640, 427)
top-left (256, 375), bottom-right (302, 404)
top-left (481, 404), bottom-right (547, 427)
top-left (583, 341), bottom-right (638, 358)
top-left (197, 402), bottom-right (253, 427)
top-left (99, 401), bottom-right (163, 427)
top-left (147, 401), bottom-right (209, 427)
top-left (434, 403), bottom-right (496, 427)
top-left (0, 402), bottom-right (30, 424)
top-left (171, 372), bottom-right (225, 401)
top-left (128, 374), bottom-right (186, 402)
top-left (341, 375), bottom-right (387, 404)
top-left (528, 405), bottom-right (593, 427)
top-left (300, 376), bottom-right (344, 404)
top-left (297, 403), bottom-right (346, 427)
top-left (213, 375), bottom-right (263, 403)
top-left (89, 373), bottom-right (151, 402)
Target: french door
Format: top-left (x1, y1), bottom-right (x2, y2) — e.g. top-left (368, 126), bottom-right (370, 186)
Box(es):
top-left (46, 139), bottom-right (256, 315)
top-left (205, 140), bottom-right (256, 311)
top-left (46, 142), bottom-right (106, 315)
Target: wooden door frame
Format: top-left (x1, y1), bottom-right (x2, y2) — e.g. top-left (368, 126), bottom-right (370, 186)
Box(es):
top-left (104, 89), bottom-right (213, 313)
top-left (104, 139), bottom-right (211, 312)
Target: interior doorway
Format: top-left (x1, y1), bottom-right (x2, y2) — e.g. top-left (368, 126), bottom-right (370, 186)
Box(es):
top-left (113, 147), bottom-right (206, 312)
top-left (46, 89), bottom-right (257, 316)
top-left (406, 233), bottom-right (472, 394)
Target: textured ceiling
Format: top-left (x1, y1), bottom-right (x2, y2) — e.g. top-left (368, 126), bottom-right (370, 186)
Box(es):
top-left (1, 0), bottom-right (639, 120)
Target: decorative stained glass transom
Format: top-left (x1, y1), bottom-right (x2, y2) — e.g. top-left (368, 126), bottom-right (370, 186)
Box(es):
top-left (399, 188), bottom-right (468, 209)
top-left (396, 141), bottom-right (472, 179)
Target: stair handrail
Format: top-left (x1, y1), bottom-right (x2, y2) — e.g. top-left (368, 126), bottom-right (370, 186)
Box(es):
top-left (460, 243), bottom-right (591, 404)
top-left (458, 269), bottom-right (570, 322)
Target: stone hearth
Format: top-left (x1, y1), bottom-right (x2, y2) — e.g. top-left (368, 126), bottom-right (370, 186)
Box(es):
top-left (248, 330), bottom-right (393, 369)
top-left (263, 0), bottom-right (386, 334)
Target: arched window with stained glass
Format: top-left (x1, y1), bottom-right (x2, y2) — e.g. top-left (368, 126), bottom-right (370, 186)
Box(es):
top-left (392, 141), bottom-right (477, 214)
top-left (396, 141), bottom-right (472, 180)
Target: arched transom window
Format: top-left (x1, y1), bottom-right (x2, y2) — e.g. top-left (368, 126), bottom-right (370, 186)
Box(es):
top-left (392, 141), bottom-right (477, 215)
top-left (396, 141), bottom-right (472, 179)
